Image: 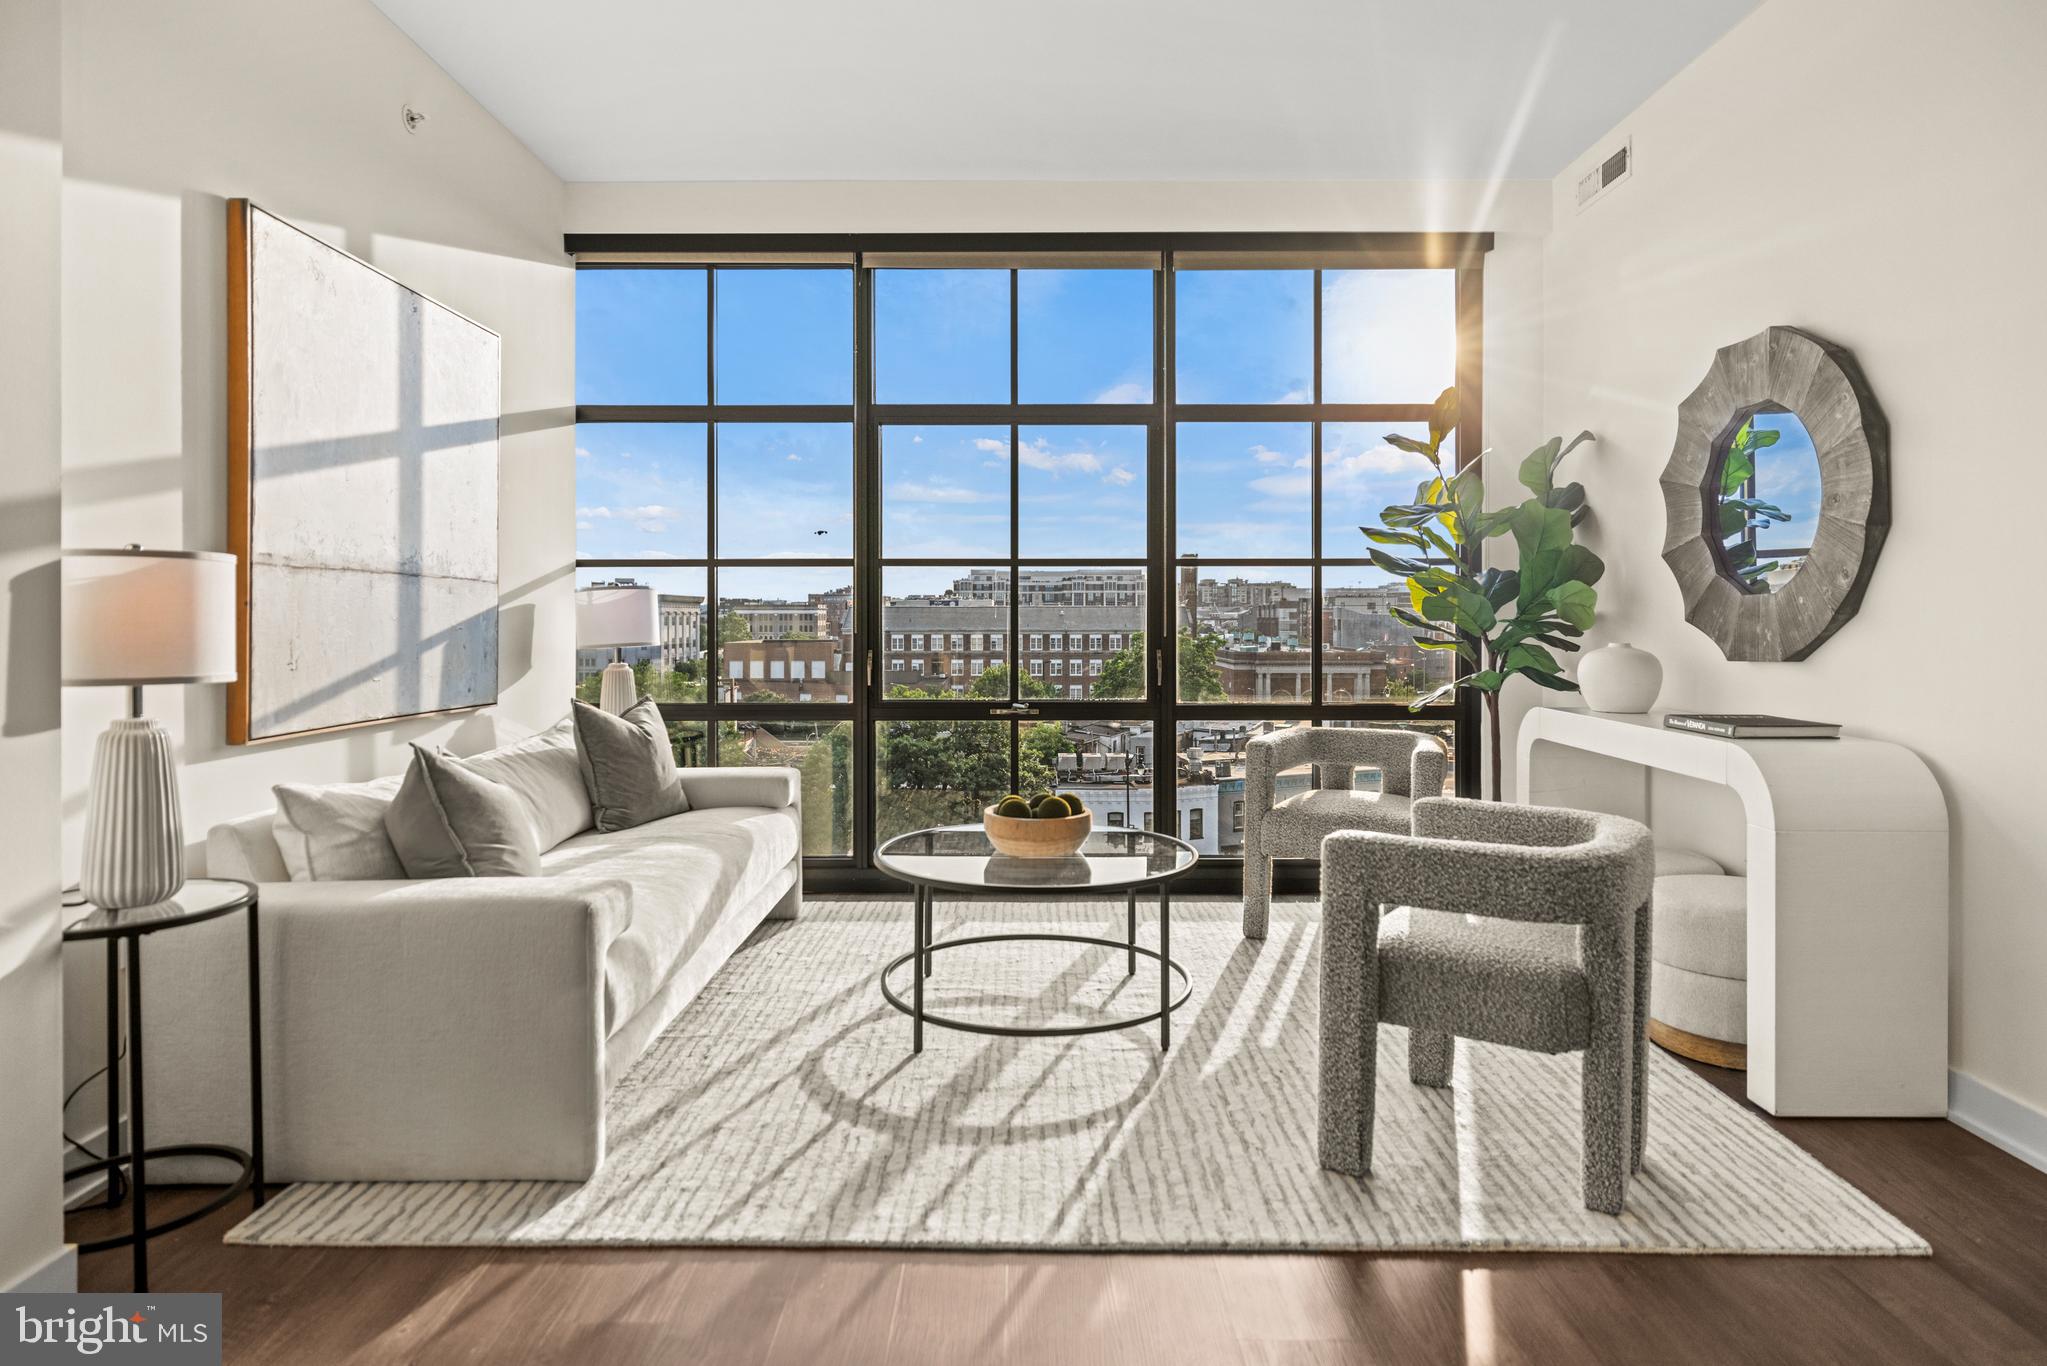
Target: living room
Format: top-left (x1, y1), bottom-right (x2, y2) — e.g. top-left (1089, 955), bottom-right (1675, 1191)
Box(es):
top-left (3, 0), bottom-right (2044, 1361)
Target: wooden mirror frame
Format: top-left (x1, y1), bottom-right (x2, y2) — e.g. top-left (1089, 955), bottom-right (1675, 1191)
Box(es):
top-left (1660, 326), bottom-right (1888, 662)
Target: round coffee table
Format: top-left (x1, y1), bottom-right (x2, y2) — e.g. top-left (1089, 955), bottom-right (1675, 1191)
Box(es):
top-left (874, 825), bottom-right (1198, 1053)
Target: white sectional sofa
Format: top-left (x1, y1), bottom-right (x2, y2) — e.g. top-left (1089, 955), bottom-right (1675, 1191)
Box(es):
top-left (140, 721), bottom-right (802, 1183)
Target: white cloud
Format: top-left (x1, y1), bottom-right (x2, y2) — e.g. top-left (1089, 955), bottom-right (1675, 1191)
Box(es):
top-left (912, 435), bottom-right (924, 444)
top-left (1250, 444), bottom-right (1308, 468)
top-left (889, 481), bottom-right (994, 504)
top-left (1094, 380), bottom-right (1149, 404)
top-left (576, 503), bottom-right (686, 533)
top-left (785, 452), bottom-right (802, 461)
top-left (973, 437), bottom-right (1008, 454)
top-left (1248, 472), bottom-right (1310, 499)
top-left (1102, 467), bottom-right (1136, 486)
top-left (574, 446), bottom-right (593, 460)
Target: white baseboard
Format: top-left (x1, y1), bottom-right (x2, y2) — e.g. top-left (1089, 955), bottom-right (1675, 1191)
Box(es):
top-left (62, 1116), bottom-right (116, 1210)
top-left (6, 1245), bottom-right (77, 1294)
top-left (1949, 1069), bottom-right (2047, 1175)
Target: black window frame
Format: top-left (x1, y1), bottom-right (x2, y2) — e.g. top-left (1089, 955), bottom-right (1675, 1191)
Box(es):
top-left (570, 233), bottom-right (1489, 891)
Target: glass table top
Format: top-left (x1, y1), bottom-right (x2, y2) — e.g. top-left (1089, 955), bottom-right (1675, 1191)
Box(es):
top-left (874, 825), bottom-right (1198, 892)
top-left (63, 878), bottom-right (256, 940)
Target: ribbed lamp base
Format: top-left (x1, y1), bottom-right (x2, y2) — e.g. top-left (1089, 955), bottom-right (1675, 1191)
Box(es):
top-left (79, 717), bottom-right (185, 910)
top-left (598, 661), bottom-right (638, 715)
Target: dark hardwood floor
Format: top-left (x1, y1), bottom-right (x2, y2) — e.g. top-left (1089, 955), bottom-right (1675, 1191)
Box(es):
top-left (72, 1059), bottom-right (2047, 1365)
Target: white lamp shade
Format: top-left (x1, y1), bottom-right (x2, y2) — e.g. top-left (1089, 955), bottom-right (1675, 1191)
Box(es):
top-left (576, 585), bottom-right (659, 649)
top-left (62, 548), bottom-right (238, 686)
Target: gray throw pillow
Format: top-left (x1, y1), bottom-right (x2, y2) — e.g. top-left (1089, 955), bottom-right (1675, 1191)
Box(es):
top-left (571, 697), bottom-right (690, 833)
top-left (385, 744), bottom-right (542, 878)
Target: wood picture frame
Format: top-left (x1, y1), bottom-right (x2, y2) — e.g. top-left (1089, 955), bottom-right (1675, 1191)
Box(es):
top-left (226, 199), bottom-right (502, 744)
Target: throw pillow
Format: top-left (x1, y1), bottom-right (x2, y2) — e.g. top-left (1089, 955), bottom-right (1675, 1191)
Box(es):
top-left (272, 775), bottom-right (406, 882)
top-left (384, 744), bottom-right (542, 878)
top-left (462, 716), bottom-right (594, 851)
top-left (570, 697), bottom-right (690, 833)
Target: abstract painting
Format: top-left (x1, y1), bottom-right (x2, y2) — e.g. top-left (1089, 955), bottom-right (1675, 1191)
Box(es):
top-left (226, 200), bottom-right (500, 743)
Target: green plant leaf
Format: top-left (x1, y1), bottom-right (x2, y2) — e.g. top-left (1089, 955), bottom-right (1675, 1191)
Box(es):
top-left (1368, 548), bottom-right (1429, 578)
top-left (1384, 433), bottom-right (1436, 458)
top-left (1547, 580), bottom-right (1598, 630)
top-left (1558, 543), bottom-right (1605, 588)
top-left (1520, 668), bottom-right (1581, 692)
top-left (1502, 641), bottom-right (1562, 675)
top-left (1511, 503), bottom-right (1576, 607)
top-left (1363, 527), bottom-right (1427, 549)
top-left (1429, 387), bottom-right (1458, 448)
top-left (1518, 437), bottom-right (1563, 498)
top-left (1412, 680), bottom-right (1461, 709)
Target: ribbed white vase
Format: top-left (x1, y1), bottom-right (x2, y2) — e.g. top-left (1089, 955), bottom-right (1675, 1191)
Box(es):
top-left (80, 717), bottom-right (185, 909)
top-left (598, 661), bottom-right (638, 715)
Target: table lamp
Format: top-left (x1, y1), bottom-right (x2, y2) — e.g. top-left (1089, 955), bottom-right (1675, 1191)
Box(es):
top-left (576, 584), bottom-right (659, 714)
top-left (62, 547), bottom-right (238, 909)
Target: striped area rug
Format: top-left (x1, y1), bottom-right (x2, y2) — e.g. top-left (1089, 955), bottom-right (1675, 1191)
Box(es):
top-left (225, 898), bottom-right (1926, 1255)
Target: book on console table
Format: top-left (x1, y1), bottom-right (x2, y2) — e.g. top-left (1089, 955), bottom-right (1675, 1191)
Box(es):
top-left (1663, 713), bottom-right (1841, 739)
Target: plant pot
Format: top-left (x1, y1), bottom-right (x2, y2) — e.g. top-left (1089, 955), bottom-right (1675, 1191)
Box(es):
top-left (983, 805), bottom-right (1093, 858)
top-left (1577, 641), bottom-right (1664, 714)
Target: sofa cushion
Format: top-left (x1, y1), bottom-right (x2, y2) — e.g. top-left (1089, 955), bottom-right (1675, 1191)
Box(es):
top-left (465, 717), bottom-right (593, 851)
top-left (1654, 847), bottom-right (1725, 878)
top-left (1653, 874), bottom-right (1747, 980)
top-left (1263, 788), bottom-right (1413, 856)
top-left (386, 745), bottom-right (542, 879)
top-left (1375, 905), bottom-right (1590, 1053)
top-left (572, 698), bottom-right (691, 833)
top-left (272, 775), bottom-right (405, 882)
top-left (541, 804), bottom-right (800, 1033)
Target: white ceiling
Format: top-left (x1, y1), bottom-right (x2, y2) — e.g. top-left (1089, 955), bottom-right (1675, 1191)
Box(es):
top-left (371, 0), bottom-right (1756, 184)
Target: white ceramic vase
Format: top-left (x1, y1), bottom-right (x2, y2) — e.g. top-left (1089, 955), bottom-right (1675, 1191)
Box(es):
top-left (1577, 642), bottom-right (1664, 714)
top-left (79, 717), bottom-right (185, 909)
top-left (598, 659), bottom-right (638, 714)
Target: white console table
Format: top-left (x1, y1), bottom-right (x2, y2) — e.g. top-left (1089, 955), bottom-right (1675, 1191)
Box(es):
top-left (1516, 707), bottom-right (1949, 1117)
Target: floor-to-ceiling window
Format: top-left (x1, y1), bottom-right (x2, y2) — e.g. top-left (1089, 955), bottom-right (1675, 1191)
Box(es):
top-left (573, 237), bottom-right (1484, 881)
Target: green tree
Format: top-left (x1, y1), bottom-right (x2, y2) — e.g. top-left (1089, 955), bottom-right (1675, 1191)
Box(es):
top-left (1018, 720), bottom-right (1070, 797)
top-left (1093, 630), bottom-right (1224, 702)
top-left (968, 663), bottom-right (1054, 701)
top-left (718, 612), bottom-right (751, 643)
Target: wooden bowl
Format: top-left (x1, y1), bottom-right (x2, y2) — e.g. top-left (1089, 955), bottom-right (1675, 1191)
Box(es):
top-left (983, 804), bottom-right (1093, 858)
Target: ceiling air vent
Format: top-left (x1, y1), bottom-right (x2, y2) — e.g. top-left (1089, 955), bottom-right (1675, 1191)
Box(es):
top-left (1576, 138), bottom-right (1632, 211)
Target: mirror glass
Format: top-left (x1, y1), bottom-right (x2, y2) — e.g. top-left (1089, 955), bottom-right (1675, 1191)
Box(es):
top-left (1709, 405), bottom-right (1822, 593)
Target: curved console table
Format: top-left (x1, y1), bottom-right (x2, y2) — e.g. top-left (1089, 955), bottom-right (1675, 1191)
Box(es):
top-left (1516, 707), bottom-right (1949, 1117)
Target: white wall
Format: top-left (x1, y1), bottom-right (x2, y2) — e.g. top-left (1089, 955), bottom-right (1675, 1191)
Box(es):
top-left (1535, 0), bottom-right (2047, 1120)
top-left (0, 0), bottom-right (71, 1295)
top-left (55, 0), bottom-right (572, 1168)
top-left (60, 0), bottom-right (574, 865)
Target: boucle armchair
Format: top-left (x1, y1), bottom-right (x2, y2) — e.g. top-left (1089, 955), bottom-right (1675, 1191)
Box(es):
top-left (1318, 798), bottom-right (1655, 1214)
top-left (1241, 726), bottom-right (1447, 938)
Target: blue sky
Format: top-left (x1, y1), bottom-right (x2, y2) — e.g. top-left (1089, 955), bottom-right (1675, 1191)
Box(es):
top-left (577, 266), bottom-right (1456, 582)
top-left (1747, 411), bottom-right (1821, 552)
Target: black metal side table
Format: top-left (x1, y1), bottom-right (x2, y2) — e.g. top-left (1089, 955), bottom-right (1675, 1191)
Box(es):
top-left (63, 878), bottom-right (264, 1291)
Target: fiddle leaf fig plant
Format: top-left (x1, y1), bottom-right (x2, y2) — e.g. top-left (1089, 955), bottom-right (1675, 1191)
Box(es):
top-left (1361, 387), bottom-right (1603, 799)
top-left (1717, 417), bottom-right (1792, 591)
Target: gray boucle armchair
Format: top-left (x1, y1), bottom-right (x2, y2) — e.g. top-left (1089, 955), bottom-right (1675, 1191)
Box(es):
top-left (1241, 726), bottom-right (1448, 938)
top-left (1318, 798), bottom-right (1655, 1214)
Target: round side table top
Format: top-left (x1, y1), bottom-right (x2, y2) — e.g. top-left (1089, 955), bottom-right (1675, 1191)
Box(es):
top-left (63, 878), bottom-right (257, 941)
top-left (875, 825), bottom-right (1198, 895)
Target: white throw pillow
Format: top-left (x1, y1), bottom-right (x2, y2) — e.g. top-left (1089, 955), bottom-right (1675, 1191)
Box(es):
top-left (463, 716), bottom-right (595, 852)
top-left (272, 775), bottom-right (405, 882)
